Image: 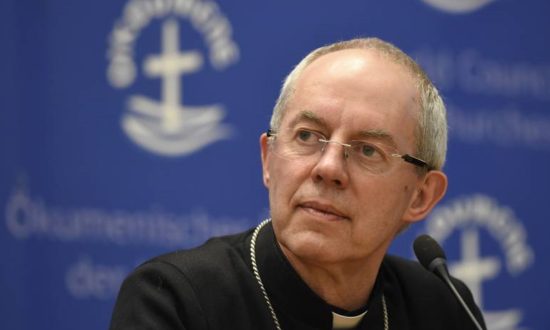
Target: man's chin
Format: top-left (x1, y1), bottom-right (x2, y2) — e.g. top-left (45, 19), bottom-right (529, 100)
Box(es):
top-left (279, 231), bottom-right (348, 264)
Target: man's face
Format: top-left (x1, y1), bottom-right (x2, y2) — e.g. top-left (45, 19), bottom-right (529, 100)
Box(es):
top-left (261, 49), bottom-right (427, 266)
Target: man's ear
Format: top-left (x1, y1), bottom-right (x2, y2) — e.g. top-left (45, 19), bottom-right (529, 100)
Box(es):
top-left (260, 133), bottom-right (270, 188)
top-left (403, 170), bottom-right (448, 223)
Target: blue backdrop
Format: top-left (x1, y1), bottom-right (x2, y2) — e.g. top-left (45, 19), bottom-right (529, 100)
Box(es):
top-left (1, 1), bottom-right (548, 329)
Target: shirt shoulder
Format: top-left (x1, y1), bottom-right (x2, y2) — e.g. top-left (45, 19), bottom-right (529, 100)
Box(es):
top-left (150, 228), bottom-right (254, 274)
top-left (110, 228), bottom-right (267, 330)
top-left (381, 255), bottom-right (486, 330)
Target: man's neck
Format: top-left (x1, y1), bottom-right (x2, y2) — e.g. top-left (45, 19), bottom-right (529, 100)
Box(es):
top-left (279, 244), bottom-right (383, 311)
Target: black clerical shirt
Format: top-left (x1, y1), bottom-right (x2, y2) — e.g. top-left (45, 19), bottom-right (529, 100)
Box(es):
top-left (110, 222), bottom-right (485, 330)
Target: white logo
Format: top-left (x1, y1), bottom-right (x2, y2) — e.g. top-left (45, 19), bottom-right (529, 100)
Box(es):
top-left (421, 0), bottom-right (500, 14)
top-left (424, 194), bottom-right (534, 330)
top-left (106, 0), bottom-right (240, 156)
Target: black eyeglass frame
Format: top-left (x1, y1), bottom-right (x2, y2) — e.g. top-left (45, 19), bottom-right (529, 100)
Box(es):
top-left (266, 129), bottom-right (432, 171)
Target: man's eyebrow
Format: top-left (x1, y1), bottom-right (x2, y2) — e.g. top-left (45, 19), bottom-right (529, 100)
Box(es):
top-left (286, 112), bottom-right (399, 148)
top-left (356, 129), bottom-right (398, 149)
top-left (287, 110), bottom-right (329, 130)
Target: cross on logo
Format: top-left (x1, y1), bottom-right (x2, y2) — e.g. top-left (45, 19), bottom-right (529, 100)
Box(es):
top-left (449, 229), bottom-right (500, 307)
top-left (447, 228), bottom-right (524, 329)
top-left (122, 19), bottom-right (232, 156)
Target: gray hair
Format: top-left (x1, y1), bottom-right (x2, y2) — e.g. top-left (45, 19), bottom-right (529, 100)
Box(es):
top-left (269, 38), bottom-right (447, 171)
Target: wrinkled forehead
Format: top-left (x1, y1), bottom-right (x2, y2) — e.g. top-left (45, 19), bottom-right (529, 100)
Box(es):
top-left (304, 48), bottom-right (417, 87)
top-left (288, 49), bottom-right (420, 111)
top-left (303, 47), bottom-right (417, 83)
top-left (280, 49), bottom-right (420, 148)
top-left (293, 49), bottom-right (419, 111)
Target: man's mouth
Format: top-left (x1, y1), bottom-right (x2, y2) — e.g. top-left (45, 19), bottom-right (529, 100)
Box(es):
top-left (299, 201), bottom-right (349, 220)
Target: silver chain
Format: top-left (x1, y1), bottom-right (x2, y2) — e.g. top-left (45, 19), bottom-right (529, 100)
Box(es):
top-left (250, 219), bottom-right (282, 330)
top-left (382, 294), bottom-right (388, 330)
top-left (249, 219), bottom-right (389, 330)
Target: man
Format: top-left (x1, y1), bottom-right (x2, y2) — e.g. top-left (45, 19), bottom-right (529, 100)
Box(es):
top-left (110, 38), bottom-right (485, 330)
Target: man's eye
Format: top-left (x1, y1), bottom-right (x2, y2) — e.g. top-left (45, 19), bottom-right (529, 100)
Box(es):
top-left (359, 143), bottom-right (378, 157)
top-left (297, 130), bottom-right (314, 142)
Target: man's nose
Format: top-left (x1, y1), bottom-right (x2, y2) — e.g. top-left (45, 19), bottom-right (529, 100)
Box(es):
top-left (311, 142), bottom-right (350, 188)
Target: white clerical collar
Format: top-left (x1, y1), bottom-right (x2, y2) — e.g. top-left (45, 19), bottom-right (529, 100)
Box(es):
top-left (332, 309), bottom-right (368, 329)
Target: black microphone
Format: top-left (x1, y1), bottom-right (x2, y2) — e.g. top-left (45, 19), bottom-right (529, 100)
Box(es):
top-left (413, 234), bottom-right (484, 330)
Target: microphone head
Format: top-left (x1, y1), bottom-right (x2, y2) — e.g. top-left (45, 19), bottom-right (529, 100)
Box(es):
top-left (413, 234), bottom-right (447, 270)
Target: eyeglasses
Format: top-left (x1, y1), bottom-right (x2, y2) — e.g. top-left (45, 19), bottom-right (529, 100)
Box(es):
top-left (267, 128), bottom-right (431, 174)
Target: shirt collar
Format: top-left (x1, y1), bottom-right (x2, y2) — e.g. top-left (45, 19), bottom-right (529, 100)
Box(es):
top-left (254, 221), bottom-right (385, 329)
top-left (332, 309), bottom-right (369, 329)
